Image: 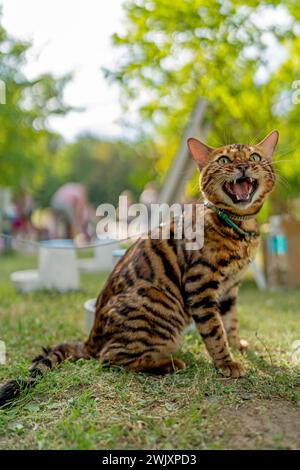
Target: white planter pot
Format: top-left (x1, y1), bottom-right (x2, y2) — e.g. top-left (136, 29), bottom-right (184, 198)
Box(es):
top-left (113, 249), bottom-right (126, 266)
top-left (78, 239), bottom-right (120, 272)
top-left (10, 269), bottom-right (41, 293)
top-left (38, 239), bottom-right (80, 292)
top-left (94, 239), bottom-right (120, 270)
top-left (84, 298), bottom-right (96, 333)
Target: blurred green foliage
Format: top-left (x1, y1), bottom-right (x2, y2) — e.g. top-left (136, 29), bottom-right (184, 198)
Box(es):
top-left (0, 10), bottom-right (71, 192)
top-left (106, 0), bottom-right (300, 208)
top-left (35, 135), bottom-right (158, 207)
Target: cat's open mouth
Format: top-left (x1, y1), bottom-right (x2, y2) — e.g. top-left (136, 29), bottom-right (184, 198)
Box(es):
top-left (223, 177), bottom-right (258, 203)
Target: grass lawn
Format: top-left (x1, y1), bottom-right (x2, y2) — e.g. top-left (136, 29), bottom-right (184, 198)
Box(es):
top-left (0, 252), bottom-right (300, 450)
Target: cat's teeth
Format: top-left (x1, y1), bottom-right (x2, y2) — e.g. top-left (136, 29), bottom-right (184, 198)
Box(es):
top-left (233, 179), bottom-right (237, 184)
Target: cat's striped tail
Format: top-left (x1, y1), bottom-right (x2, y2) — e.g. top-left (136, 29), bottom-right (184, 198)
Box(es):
top-left (0, 342), bottom-right (90, 408)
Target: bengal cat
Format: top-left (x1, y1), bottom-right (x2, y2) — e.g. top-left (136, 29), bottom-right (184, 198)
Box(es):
top-left (0, 130), bottom-right (278, 406)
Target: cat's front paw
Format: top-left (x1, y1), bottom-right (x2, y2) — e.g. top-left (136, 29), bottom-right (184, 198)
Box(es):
top-left (217, 360), bottom-right (246, 378)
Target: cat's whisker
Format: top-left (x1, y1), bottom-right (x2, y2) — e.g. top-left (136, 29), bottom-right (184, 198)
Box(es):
top-left (274, 178), bottom-right (290, 188)
top-left (275, 177), bottom-right (290, 188)
top-left (249, 132), bottom-right (265, 146)
top-left (260, 169), bottom-right (290, 188)
top-left (275, 148), bottom-right (295, 156)
top-left (259, 164), bottom-right (291, 183)
top-left (272, 156), bottom-right (297, 162)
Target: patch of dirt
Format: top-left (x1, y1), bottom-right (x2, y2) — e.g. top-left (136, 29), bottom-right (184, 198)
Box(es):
top-left (218, 399), bottom-right (300, 449)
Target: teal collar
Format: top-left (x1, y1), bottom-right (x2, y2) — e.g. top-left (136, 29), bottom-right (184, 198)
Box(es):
top-left (204, 200), bottom-right (257, 239)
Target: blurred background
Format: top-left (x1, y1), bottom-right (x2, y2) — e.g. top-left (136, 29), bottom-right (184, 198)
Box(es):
top-left (0, 0), bottom-right (300, 288)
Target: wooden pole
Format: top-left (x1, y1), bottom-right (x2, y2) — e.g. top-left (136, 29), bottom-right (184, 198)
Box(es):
top-left (158, 99), bottom-right (208, 204)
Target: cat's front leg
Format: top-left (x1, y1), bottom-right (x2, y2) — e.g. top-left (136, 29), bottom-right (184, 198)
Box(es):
top-left (190, 292), bottom-right (246, 378)
top-left (219, 287), bottom-right (249, 352)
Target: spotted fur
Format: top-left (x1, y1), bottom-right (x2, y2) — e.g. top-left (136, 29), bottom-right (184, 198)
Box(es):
top-left (0, 131), bottom-right (278, 406)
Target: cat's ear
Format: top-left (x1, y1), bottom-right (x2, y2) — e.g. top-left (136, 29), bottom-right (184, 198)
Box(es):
top-left (187, 137), bottom-right (214, 170)
top-left (257, 130), bottom-right (279, 159)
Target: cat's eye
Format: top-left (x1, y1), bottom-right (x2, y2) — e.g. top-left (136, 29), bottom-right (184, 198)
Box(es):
top-left (249, 153), bottom-right (261, 162)
top-left (218, 155), bottom-right (230, 165)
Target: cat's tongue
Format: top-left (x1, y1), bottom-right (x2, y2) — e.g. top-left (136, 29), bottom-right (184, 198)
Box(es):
top-left (230, 179), bottom-right (253, 201)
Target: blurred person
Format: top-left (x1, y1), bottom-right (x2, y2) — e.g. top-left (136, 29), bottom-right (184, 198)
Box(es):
top-left (139, 181), bottom-right (159, 209)
top-left (114, 189), bottom-right (135, 240)
top-left (51, 183), bottom-right (89, 240)
top-left (12, 189), bottom-right (35, 239)
top-left (116, 189), bottom-right (135, 222)
top-left (31, 208), bottom-right (54, 241)
top-left (139, 181), bottom-right (159, 226)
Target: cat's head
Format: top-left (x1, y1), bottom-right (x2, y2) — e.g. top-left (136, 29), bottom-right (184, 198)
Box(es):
top-left (188, 131), bottom-right (278, 215)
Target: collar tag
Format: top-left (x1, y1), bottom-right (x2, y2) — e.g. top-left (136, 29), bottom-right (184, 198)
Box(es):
top-left (204, 200), bottom-right (257, 239)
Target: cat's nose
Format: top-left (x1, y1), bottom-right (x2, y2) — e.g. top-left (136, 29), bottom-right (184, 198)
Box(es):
top-left (237, 163), bottom-right (249, 174)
